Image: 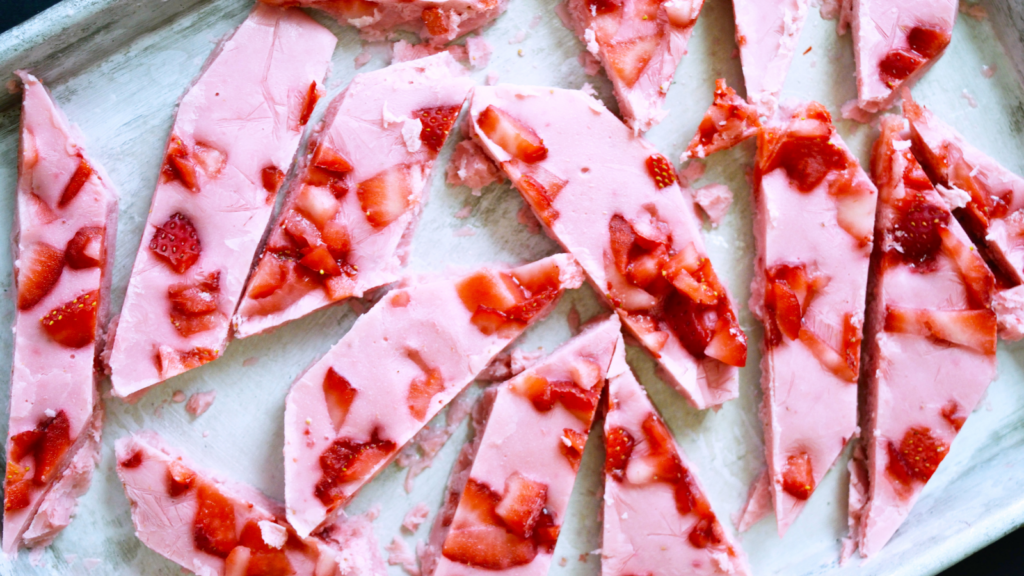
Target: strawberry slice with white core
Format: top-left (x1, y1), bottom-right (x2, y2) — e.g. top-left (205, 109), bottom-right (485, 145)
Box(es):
top-left (847, 115), bottom-right (998, 559)
top-left (17, 243), bottom-right (65, 310)
top-left (476, 105), bottom-right (548, 163)
top-left (357, 164), bottom-right (414, 229)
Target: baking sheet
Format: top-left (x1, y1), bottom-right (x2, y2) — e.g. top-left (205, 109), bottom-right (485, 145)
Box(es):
top-left (1, 0), bottom-right (1024, 574)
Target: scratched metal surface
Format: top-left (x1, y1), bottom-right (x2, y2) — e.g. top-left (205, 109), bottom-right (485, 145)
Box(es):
top-left (0, 0), bottom-right (1023, 574)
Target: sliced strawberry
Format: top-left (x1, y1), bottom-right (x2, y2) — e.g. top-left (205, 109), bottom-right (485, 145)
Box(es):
top-left (608, 215), bottom-right (636, 276)
top-left (34, 410), bottom-right (71, 486)
top-left (842, 313), bottom-right (862, 378)
top-left (938, 227), bottom-right (994, 310)
top-left (322, 220), bottom-right (352, 259)
top-left (17, 242), bottom-right (64, 310)
top-left (421, 6), bottom-right (451, 36)
top-left (663, 290), bottom-right (716, 360)
top-left (704, 312), bottom-right (747, 368)
top-left (262, 166), bottom-right (286, 199)
top-left (604, 426), bottom-right (635, 481)
top-left (586, 0), bottom-right (621, 15)
top-left (886, 426), bottom-right (948, 487)
top-left (511, 373), bottom-right (554, 411)
top-left (149, 213), bottom-right (201, 274)
top-left (634, 415), bottom-right (683, 484)
top-left (9, 429), bottom-right (43, 464)
top-left (169, 276), bottom-right (220, 316)
top-left (560, 428), bottom-right (587, 471)
top-left (167, 460), bottom-right (196, 497)
top-left (281, 210), bottom-right (322, 250)
top-left (40, 290), bottom-right (99, 348)
top-left (323, 368), bottom-right (358, 431)
top-left (239, 520), bottom-right (295, 576)
top-left (767, 281), bottom-right (802, 341)
top-left (476, 105), bottom-right (548, 163)
top-left (457, 270), bottom-right (523, 318)
top-left (645, 154), bottom-right (677, 189)
top-left (357, 164), bottom-right (413, 229)
top-left (120, 450), bottom-right (143, 469)
top-left (941, 400), bottom-right (966, 432)
top-left (762, 132), bottom-right (848, 192)
top-left (247, 254), bottom-right (290, 300)
top-left (495, 473), bottom-right (548, 539)
top-left (415, 105), bottom-right (461, 153)
top-left (59, 156), bottom-right (93, 208)
top-left (798, 326), bottom-right (858, 382)
top-left (324, 267), bottom-right (359, 302)
top-left (65, 226), bottom-right (105, 270)
top-left (891, 197), bottom-right (948, 267)
top-left (299, 81), bottom-right (323, 127)
top-left (604, 35), bottom-right (659, 88)
top-left (312, 142), bottom-right (354, 175)
top-left (504, 289), bottom-right (558, 324)
top-left (662, 245), bottom-right (723, 306)
top-left (517, 173), bottom-right (561, 226)
top-left (781, 452), bottom-right (814, 500)
top-left (673, 467), bottom-right (711, 517)
top-left (687, 79), bottom-right (761, 158)
top-left (156, 347), bottom-right (219, 378)
top-left (550, 380), bottom-right (601, 422)
top-left (193, 482), bottom-right (238, 558)
top-left (299, 246), bottom-right (342, 277)
top-left (408, 367), bottom-right (445, 421)
top-left (884, 306), bottom-right (996, 355)
top-left (688, 515), bottom-right (725, 549)
top-left (315, 430), bottom-right (396, 507)
top-left (163, 136), bottom-right (200, 193)
top-left (443, 479), bottom-right (538, 569)
top-left (879, 49), bottom-right (925, 88)
top-left (908, 26), bottom-right (951, 59)
top-left (4, 462), bottom-right (31, 512)
top-left (621, 312), bottom-right (669, 354)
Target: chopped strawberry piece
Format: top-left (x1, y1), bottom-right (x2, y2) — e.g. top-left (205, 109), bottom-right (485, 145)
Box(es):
top-left (891, 197), bottom-right (949, 267)
top-left (504, 289), bottom-right (558, 323)
top-left (764, 263), bottom-right (828, 347)
top-left (781, 452), bottom-right (814, 500)
top-left (322, 220), bottom-right (352, 259)
top-left (688, 79), bottom-right (761, 158)
top-left (357, 164), bottom-right (413, 229)
top-left (586, 0), bottom-right (621, 15)
top-left (443, 479), bottom-right (539, 569)
top-left (315, 429), bottom-right (397, 507)
top-left (4, 462), bottom-right (31, 512)
top-left (604, 35), bottom-right (659, 88)
top-left (281, 210), bottom-right (323, 250)
top-left (640, 413), bottom-right (684, 484)
top-left (604, 426), bottom-right (634, 481)
top-left (9, 429), bottom-right (43, 464)
top-left (40, 290), bottom-right (99, 348)
top-left (323, 368), bottom-right (358, 431)
top-left (239, 520), bottom-right (296, 576)
top-left (938, 227), bottom-right (995, 309)
top-left (167, 460), bottom-right (196, 497)
top-left (299, 81), bottom-right (323, 127)
top-left (421, 6), bottom-right (451, 36)
top-left (149, 213), bottom-right (201, 274)
top-left (457, 270), bottom-right (522, 313)
top-left (17, 242), bottom-right (64, 310)
top-left (169, 276), bottom-right (220, 316)
top-left (59, 156), bottom-right (93, 208)
top-left (879, 49), bottom-right (925, 87)
top-left (65, 226), bottom-right (105, 269)
top-left (163, 136), bottom-right (200, 193)
top-left (517, 173), bottom-right (561, 226)
top-left (247, 254), bottom-right (291, 300)
top-left (324, 267), bottom-right (359, 302)
top-left (414, 105), bottom-right (462, 153)
top-left (550, 380), bottom-right (601, 422)
top-left (312, 143), bottom-right (354, 175)
top-left (884, 306), bottom-right (996, 355)
top-left (299, 246), bottom-right (342, 277)
top-left (798, 325), bottom-right (858, 382)
top-left (495, 473), bottom-right (548, 539)
top-left (704, 312), bottom-right (748, 368)
top-left (767, 281), bottom-right (802, 341)
top-left (408, 367), bottom-right (445, 422)
top-left (156, 347), bottom-right (220, 378)
top-left (262, 166), bottom-right (286, 199)
top-left (663, 290), bottom-right (716, 360)
top-left (908, 26), bottom-right (951, 59)
top-left (762, 132), bottom-right (848, 192)
top-left (621, 312), bottom-right (670, 354)
top-left (673, 467), bottom-right (710, 517)
top-left (609, 215), bottom-right (636, 275)
top-left (193, 482), bottom-right (238, 558)
top-left (476, 105), bottom-right (548, 163)
top-left (841, 313), bottom-right (862, 378)
top-left (886, 426), bottom-right (949, 487)
top-left (941, 400), bottom-right (966, 432)
top-left (33, 410), bottom-right (71, 486)
top-left (688, 516), bottom-right (724, 549)
top-left (170, 311), bottom-right (222, 338)
top-left (645, 154), bottom-right (677, 189)
top-left (120, 450), bottom-right (143, 469)
top-left (560, 428), bottom-right (587, 471)
top-left (511, 373), bottom-right (554, 411)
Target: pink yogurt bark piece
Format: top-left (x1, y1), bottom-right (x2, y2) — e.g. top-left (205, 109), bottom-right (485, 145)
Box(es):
top-left (421, 315), bottom-right (622, 576)
top-left (106, 5), bottom-right (337, 397)
top-left (750, 102), bottom-right (878, 536)
top-left (843, 0), bottom-right (956, 113)
top-left (565, 0), bottom-right (706, 132)
top-left (904, 93), bottom-right (1024, 291)
top-left (115, 432), bottom-right (386, 576)
top-left (259, 0), bottom-right (509, 45)
top-left (732, 0), bottom-right (809, 112)
top-left (847, 115), bottom-right (997, 558)
top-left (4, 72), bottom-right (118, 553)
top-left (468, 85), bottom-right (748, 410)
top-left (284, 254), bottom-right (584, 537)
top-left (684, 79), bottom-right (761, 160)
top-left (234, 53), bottom-right (474, 338)
top-left (602, 347), bottom-right (749, 576)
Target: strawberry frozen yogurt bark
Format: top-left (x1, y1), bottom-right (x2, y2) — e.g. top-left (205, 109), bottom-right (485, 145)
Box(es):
top-left (565, 0), bottom-right (705, 132)
top-left (115, 432), bottom-right (386, 576)
top-left (843, 0), bottom-right (956, 113)
top-left (4, 72), bottom-right (118, 553)
top-left (106, 5), bottom-right (337, 397)
top-left (468, 85), bottom-right (748, 410)
top-left (904, 93), bottom-right (1024, 292)
top-left (847, 115), bottom-right (997, 558)
top-left (422, 315), bottom-right (621, 576)
top-left (234, 54), bottom-right (474, 338)
top-left (750, 102), bottom-right (878, 536)
top-left (259, 0), bottom-right (509, 45)
top-left (732, 0), bottom-right (809, 113)
top-left (602, 347), bottom-right (749, 576)
top-left (284, 255), bottom-right (584, 537)
top-left (683, 79), bottom-right (761, 160)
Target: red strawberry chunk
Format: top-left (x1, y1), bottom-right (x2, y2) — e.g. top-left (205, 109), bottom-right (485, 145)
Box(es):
top-left (167, 461), bottom-right (196, 497)
top-left (704, 312), bottom-right (748, 368)
top-left (494, 473), bottom-right (548, 539)
top-left (645, 154), bottom-right (677, 189)
top-left (408, 367), bottom-right (445, 422)
top-left (40, 290), bottom-right (99, 349)
top-left (324, 266), bottom-right (359, 302)
top-left (549, 380), bottom-right (600, 423)
top-left (879, 49), bottom-right (925, 87)
top-left (299, 246), bottom-right (342, 277)
top-left (688, 516), bottom-right (725, 549)
top-left (262, 166), bottom-right (286, 200)
top-left (247, 254), bottom-right (291, 300)
top-left (762, 132), bottom-right (848, 192)
top-left (421, 6), bottom-right (451, 37)
top-left (941, 400), bottom-right (966, 432)
top-left (841, 313), bottom-right (862, 378)
top-left (586, 0), bottom-right (621, 15)
top-left (781, 452), bottom-right (814, 500)
top-left (163, 136), bottom-right (200, 193)
top-left (891, 196), bottom-right (949, 267)
top-left (604, 426), bottom-right (635, 481)
top-left (5, 462), bottom-right (32, 512)
top-left (938, 227), bottom-right (995, 309)
top-left (609, 215), bottom-right (636, 276)
top-left (295, 184), bottom-right (341, 228)
top-left (59, 156), bottom-right (93, 208)
top-left (767, 281), bottom-right (802, 341)
top-left (517, 174), bottom-right (561, 226)
top-left (604, 35), bottom-right (659, 88)
top-left (560, 428), bottom-right (587, 471)
top-left (281, 210), bottom-right (322, 251)
top-left (663, 290), bottom-right (717, 360)
top-left (17, 242), bottom-right (64, 310)
top-left (886, 426), bottom-right (948, 487)
top-left (511, 373), bottom-right (554, 411)
top-left (673, 468), bottom-right (711, 517)
top-left (315, 429), bottom-right (396, 508)
top-left (9, 429), bottom-right (43, 464)
top-left (640, 414), bottom-right (683, 483)
top-left (477, 105), bottom-right (548, 164)
top-left (193, 482), bottom-right (238, 558)
top-left (443, 479), bottom-right (539, 570)
top-left (908, 26), bottom-right (951, 59)
top-left (34, 410), bottom-right (71, 486)
top-left (65, 226), bottom-right (105, 269)
top-left (323, 368), bottom-right (358, 431)
top-left (312, 142), bottom-right (354, 175)
top-left (239, 520), bottom-right (296, 576)
top-left (414, 105), bottom-right (461, 153)
top-left (688, 79), bottom-right (762, 158)
top-left (299, 81), bottom-right (323, 127)
top-left (120, 450), bottom-right (143, 469)
top-left (884, 306), bottom-right (996, 355)
top-left (169, 277), bottom-right (220, 317)
top-left (149, 213), bottom-right (201, 274)
top-left (356, 164), bottom-right (413, 229)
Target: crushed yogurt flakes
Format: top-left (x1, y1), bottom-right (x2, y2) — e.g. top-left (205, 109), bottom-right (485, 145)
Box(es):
top-left (185, 391), bottom-right (216, 417)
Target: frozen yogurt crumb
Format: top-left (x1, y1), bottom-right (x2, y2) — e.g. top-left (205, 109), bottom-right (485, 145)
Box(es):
top-left (517, 204), bottom-right (542, 235)
top-left (580, 82), bottom-right (597, 97)
top-left (959, 2), bottom-right (988, 19)
top-left (386, 537), bottom-right (421, 576)
top-left (446, 140), bottom-right (504, 193)
top-left (677, 160), bottom-right (705, 187)
top-left (466, 36), bottom-right (492, 68)
top-left (486, 72), bottom-right (500, 86)
top-left (392, 40), bottom-right (438, 63)
top-left (355, 48), bottom-right (373, 68)
top-left (994, 285), bottom-right (1024, 341)
top-left (509, 30), bottom-right (527, 44)
top-left (259, 520), bottom-right (288, 548)
top-left (82, 558), bottom-right (101, 571)
top-left (402, 503), bottom-right (431, 533)
top-left (454, 204), bottom-right (473, 219)
top-left (185, 391), bottom-right (216, 417)
top-left (567, 304), bottom-right (581, 334)
top-left (578, 51), bottom-right (601, 76)
top-left (242, 356), bottom-right (259, 367)
top-left (694, 183), bottom-right (734, 226)
top-left (961, 89), bottom-right (978, 108)
top-left (171, 390), bottom-right (186, 403)
top-left (559, 557), bottom-right (568, 567)
top-left (453, 226), bottom-right (476, 237)
top-left (936, 184), bottom-right (971, 210)
top-left (982, 65), bottom-right (996, 78)
top-left (840, 99), bottom-right (875, 124)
